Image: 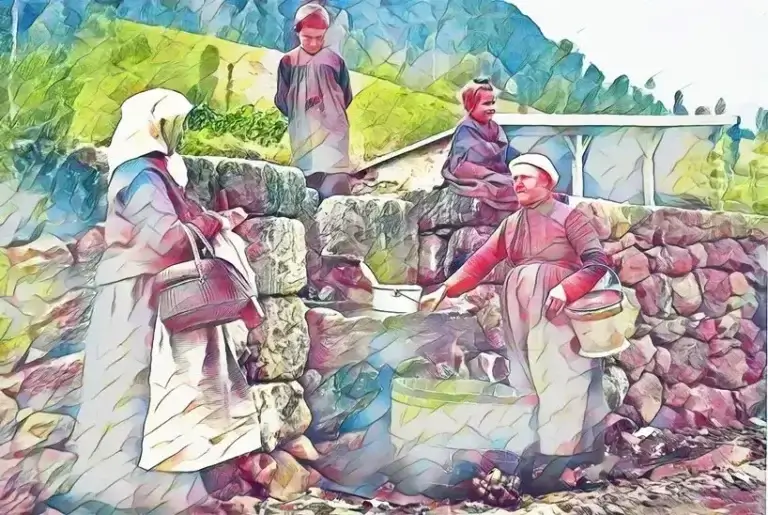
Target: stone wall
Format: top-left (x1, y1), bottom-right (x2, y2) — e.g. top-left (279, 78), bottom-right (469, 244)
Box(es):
top-left (308, 187), bottom-right (768, 430)
top-left (2, 151), bottom-right (766, 509)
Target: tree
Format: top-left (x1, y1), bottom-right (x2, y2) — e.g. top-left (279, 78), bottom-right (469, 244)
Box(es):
top-left (644, 77), bottom-right (656, 89)
top-left (695, 106), bottom-right (711, 115)
top-left (715, 98), bottom-right (726, 115)
top-left (673, 90), bottom-right (688, 115)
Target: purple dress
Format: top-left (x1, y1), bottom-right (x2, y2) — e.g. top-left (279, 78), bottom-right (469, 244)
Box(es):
top-left (275, 46), bottom-right (353, 176)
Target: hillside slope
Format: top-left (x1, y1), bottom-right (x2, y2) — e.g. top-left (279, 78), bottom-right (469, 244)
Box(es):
top-left (5, 0), bottom-right (667, 117)
top-left (59, 18), bottom-right (525, 166)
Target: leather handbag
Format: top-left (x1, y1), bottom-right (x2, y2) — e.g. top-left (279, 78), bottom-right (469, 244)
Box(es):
top-left (154, 223), bottom-right (255, 334)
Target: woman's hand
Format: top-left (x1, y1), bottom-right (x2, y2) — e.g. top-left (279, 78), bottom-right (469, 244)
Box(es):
top-left (545, 284), bottom-right (567, 320)
top-left (218, 208), bottom-right (248, 230)
top-left (419, 285), bottom-right (448, 313)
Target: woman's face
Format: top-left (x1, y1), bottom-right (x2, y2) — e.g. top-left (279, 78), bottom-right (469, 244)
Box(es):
top-left (299, 27), bottom-right (327, 55)
top-left (512, 165), bottom-right (553, 206)
top-left (469, 89), bottom-right (496, 124)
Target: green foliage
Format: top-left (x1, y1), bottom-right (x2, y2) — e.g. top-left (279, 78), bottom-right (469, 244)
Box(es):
top-left (186, 103), bottom-right (288, 147)
top-left (0, 47), bottom-right (84, 180)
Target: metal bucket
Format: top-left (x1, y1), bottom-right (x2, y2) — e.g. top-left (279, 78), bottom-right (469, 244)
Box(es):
top-left (565, 264), bottom-right (631, 358)
top-left (372, 284), bottom-right (423, 314)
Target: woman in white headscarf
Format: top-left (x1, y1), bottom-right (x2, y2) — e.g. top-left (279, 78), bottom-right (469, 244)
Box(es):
top-left (54, 88), bottom-right (265, 514)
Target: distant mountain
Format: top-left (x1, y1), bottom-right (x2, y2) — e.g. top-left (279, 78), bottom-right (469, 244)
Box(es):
top-left (1, 0), bottom-right (668, 115)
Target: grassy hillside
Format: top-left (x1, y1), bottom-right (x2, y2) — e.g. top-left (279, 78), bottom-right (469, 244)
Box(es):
top-left (57, 18), bottom-right (523, 166)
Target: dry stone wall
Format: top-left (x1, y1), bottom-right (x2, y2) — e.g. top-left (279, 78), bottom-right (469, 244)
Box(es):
top-left (308, 186), bottom-right (767, 430)
top-left (2, 150), bottom-right (766, 509)
top-left (403, 188), bottom-right (768, 429)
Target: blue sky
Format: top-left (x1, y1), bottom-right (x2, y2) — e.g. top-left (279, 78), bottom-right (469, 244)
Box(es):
top-left (509, 0), bottom-right (766, 128)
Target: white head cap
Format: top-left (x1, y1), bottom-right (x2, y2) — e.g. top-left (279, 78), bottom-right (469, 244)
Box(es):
top-left (295, 3), bottom-right (331, 28)
top-left (508, 153), bottom-right (560, 186)
top-left (107, 88), bottom-right (193, 182)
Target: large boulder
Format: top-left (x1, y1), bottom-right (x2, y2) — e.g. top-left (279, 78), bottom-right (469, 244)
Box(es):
top-left (0, 449), bottom-right (77, 512)
top-left (644, 245), bottom-right (693, 276)
top-left (602, 365), bottom-right (629, 411)
top-left (235, 217), bottom-right (307, 296)
top-left (666, 337), bottom-right (708, 385)
top-left (306, 308), bottom-right (385, 377)
top-left (669, 273), bottom-right (703, 316)
top-left (683, 385), bottom-right (739, 427)
top-left (0, 353), bottom-right (83, 413)
top-left (184, 155), bottom-right (222, 209)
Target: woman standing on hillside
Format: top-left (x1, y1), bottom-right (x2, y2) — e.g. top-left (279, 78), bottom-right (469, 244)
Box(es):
top-left (441, 79), bottom-right (520, 211)
top-left (275, 3), bottom-right (356, 199)
top-left (53, 88), bottom-right (265, 514)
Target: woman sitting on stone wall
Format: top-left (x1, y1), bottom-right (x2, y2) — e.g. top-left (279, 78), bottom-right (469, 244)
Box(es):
top-left (440, 78), bottom-right (521, 211)
top-left (51, 88), bottom-right (267, 514)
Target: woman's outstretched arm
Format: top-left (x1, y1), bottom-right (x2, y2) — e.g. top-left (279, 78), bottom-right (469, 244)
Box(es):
top-left (443, 218), bottom-right (510, 298)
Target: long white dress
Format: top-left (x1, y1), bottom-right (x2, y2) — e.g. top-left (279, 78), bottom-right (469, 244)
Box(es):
top-left (52, 154), bottom-right (263, 514)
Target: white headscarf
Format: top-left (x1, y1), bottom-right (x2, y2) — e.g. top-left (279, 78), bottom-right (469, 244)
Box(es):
top-left (107, 88), bottom-right (194, 186)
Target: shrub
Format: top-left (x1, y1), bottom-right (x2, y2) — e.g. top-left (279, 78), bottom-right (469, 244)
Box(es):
top-left (186, 103), bottom-right (288, 147)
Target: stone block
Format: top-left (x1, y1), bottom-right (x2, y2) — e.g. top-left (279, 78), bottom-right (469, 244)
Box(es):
top-left (251, 381), bottom-right (311, 453)
top-left (235, 217), bottom-right (307, 295)
top-left (308, 196), bottom-right (418, 285)
top-left (402, 189), bottom-right (513, 232)
top-left (247, 297), bottom-right (309, 382)
top-left (216, 159), bottom-right (305, 217)
top-left (444, 226), bottom-right (510, 284)
top-left (417, 234), bottom-right (448, 285)
top-left (183, 155), bottom-right (221, 209)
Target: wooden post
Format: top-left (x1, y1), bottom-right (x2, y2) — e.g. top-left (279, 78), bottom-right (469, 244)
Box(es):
top-left (566, 134), bottom-right (586, 197)
top-left (641, 130), bottom-right (663, 206)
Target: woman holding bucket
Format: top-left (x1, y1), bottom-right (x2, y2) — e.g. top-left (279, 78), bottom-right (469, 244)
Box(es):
top-left (420, 153), bottom-right (615, 495)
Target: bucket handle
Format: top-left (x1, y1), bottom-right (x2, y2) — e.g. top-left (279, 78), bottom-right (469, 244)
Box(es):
top-left (393, 289), bottom-right (421, 303)
top-left (582, 263), bottom-right (623, 293)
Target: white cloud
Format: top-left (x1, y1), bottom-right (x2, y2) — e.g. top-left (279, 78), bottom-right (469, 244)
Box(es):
top-left (508, 0), bottom-right (767, 128)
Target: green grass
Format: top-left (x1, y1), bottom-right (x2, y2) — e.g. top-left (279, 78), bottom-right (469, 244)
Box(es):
top-left (56, 18), bottom-right (467, 165)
